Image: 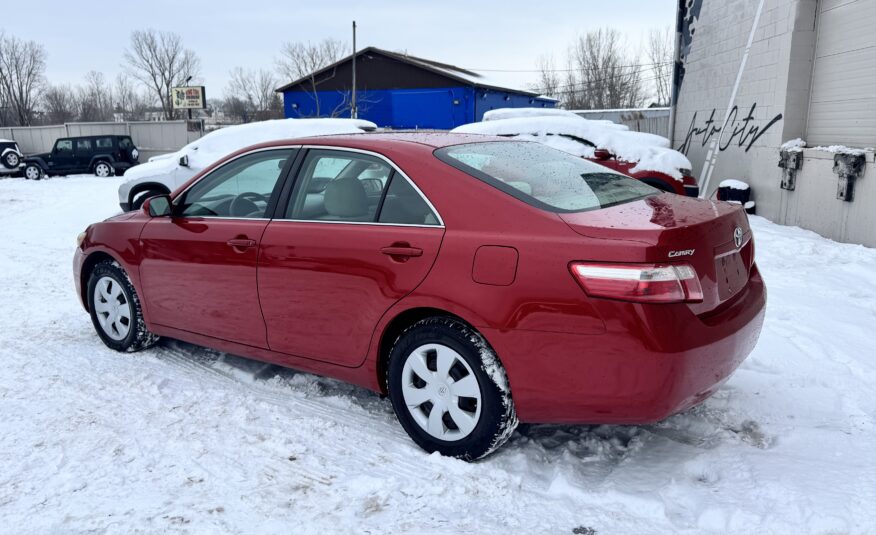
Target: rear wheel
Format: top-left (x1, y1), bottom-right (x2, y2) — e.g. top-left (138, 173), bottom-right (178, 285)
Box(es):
top-left (94, 161), bottom-right (113, 177)
top-left (2, 151), bottom-right (19, 169)
top-left (87, 260), bottom-right (158, 352)
top-left (387, 317), bottom-right (518, 460)
top-left (24, 164), bottom-right (43, 180)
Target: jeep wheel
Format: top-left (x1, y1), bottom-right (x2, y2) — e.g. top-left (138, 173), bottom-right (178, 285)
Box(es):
top-left (2, 151), bottom-right (19, 169)
top-left (24, 164), bottom-right (43, 180)
top-left (94, 162), bottom-right (113, 178)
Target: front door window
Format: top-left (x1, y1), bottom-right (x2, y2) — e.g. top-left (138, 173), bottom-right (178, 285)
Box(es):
top-left (177, 149), bottom-right (294, 218)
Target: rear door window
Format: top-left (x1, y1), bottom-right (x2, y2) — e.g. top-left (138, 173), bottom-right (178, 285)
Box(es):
top-left (75, 139), bottom-right (93, 154)
top-left (435, 141), bottom-right (658, 213)
top-left (118, 137), bottom-right (133, 150)
top-left (95, 137), bottom-right (114, 149)
top-left (285, 149), bottom-right (439, 225)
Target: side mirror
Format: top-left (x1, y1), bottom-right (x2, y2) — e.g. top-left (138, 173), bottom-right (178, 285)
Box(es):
top-left (593, 149), bottom-right (612, 161)
top-left (179, 154), bottom-right (189, 167)
top-left (143, 194), bottom-right (172, 217)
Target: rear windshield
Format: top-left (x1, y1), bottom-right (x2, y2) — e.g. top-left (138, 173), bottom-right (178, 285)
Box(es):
top-left (435, 141), bottom-right (658, 213)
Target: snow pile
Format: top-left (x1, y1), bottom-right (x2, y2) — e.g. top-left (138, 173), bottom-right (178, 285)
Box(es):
top-left (2, 177), bottom-right (876, 533)
top-left (719, 179), bottom-right (750, 190)
top-left (780, 139), bottom-right (875, 156)
top-left (780, 138), bottom-right (806, 152)
top-left (452, 115), bottom-right (692, 179)
top-left (123, 118), bottom-right (376, 182)
top-left (810, 145), bottom-right (873, 156)
top-left (483, 107), bottom-right (600, 123)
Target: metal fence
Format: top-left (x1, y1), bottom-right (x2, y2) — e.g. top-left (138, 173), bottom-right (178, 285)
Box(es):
top-left (571, 108), bottom-right (671, 138)
top-left (0, 121), bottom-right (201, 161)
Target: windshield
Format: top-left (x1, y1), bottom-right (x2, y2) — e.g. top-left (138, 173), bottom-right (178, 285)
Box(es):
top-left (435, 141), bottom-right (658, 213)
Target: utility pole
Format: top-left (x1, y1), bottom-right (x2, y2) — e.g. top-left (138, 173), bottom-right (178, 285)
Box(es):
top-left (351, 20), bottom-right (358, 119)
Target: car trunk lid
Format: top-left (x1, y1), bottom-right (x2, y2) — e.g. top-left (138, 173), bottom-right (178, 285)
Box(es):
top-left (559, 194), bottom-right (754, 314)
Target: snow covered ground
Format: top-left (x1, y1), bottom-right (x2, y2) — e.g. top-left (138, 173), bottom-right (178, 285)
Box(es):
top-left (1, 175), bottom-right (875, 535)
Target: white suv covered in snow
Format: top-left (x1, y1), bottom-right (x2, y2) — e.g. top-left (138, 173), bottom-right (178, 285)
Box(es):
top-left (117, 118), bottom-right (378, 211)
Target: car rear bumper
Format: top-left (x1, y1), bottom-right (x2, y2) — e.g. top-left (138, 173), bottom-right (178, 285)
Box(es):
top-left (485, 265), bottom-right (766, 424)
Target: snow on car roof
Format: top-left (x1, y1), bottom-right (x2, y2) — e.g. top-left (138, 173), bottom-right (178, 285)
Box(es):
top-left (452, 114), bottom-right (692, 180)
top-left (122, 118), bottom-right (376, 183)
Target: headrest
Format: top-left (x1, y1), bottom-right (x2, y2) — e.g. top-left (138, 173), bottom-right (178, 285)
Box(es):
top-left (324, 177), bottom-right (368, 218)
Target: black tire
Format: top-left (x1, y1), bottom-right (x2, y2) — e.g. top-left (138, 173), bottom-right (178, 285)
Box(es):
top-left (93, 161), bottom-right (114, 177)
top-left (87, 260), bottom-right (158, 352)
top-left (24, 163), bottom-right (43, 180)
top-left (2, 151), bottom-right (19, 169)
top-left (387, 316), bottom-right (518, 460)
top-left (131, 188), bottom-right (167, 211)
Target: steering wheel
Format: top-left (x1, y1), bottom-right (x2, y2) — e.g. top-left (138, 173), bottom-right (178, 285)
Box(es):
top-left (229, 191), bottom-right (266, 217)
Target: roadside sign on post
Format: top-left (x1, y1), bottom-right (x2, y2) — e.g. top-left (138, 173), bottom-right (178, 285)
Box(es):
top-left (171, 86), bottom-right (206, 109)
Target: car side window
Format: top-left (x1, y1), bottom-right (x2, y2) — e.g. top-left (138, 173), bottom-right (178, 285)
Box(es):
top-left (177, 149), bottom-right (295, 219)
top-left (378, 174), bottom-right (440, 225)
top-left (286, 150), bottom-right (392, 222)
top-left (55, 140), bottom-right (73, 153)
top-left (75, 139), bottom-right (93, 153)
top-left (119, 137), bottom-right (133, 150)
top-left (95, 137), bottom-right (114, 149)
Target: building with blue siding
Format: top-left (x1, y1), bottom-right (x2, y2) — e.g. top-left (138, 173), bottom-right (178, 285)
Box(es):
top-left (276, 47), bottom-right (556, 129)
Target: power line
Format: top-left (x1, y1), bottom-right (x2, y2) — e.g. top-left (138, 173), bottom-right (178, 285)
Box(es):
top-left (467, 61), bottom-right (672, 73)
top-left (530, 72), bottom-right (667, 95)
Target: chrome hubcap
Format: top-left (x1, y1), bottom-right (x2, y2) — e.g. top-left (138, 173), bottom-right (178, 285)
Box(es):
top-left (96, 164), bottom-right (110, 177)
top-left (7, 154), bottom-right (19, 166)
top-left (25, 167), bottom-right (39, 179)
top-left (93, 276), bottom-right (131, 341)
top-left (401, 343), bottom-right (482, 441)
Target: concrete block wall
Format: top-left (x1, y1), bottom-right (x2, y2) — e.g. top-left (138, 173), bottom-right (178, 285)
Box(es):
top-left (673, 0), bottom-right (876, 247)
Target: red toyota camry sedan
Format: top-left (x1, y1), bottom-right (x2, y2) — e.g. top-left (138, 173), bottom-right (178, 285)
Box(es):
top-left (74, 133), bottom-right (766, 460)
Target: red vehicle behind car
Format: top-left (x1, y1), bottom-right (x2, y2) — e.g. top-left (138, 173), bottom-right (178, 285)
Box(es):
top-left (588, 147), bottom-right (700, 197)
top-left (74, 133), bottom-right (765, 460)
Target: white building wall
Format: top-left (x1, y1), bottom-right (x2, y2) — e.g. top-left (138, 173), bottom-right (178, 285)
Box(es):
top-left (673, 0), bottom-right (876, 247)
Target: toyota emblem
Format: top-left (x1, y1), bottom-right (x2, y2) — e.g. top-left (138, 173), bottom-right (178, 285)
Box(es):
top-left (734, 227), bottom-right (744, 248)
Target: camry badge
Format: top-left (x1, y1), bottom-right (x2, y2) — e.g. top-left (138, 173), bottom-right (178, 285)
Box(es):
top-left (668, 249), bottom-right (695, 258)
top-left (734, 227), bottom-right (744, 248)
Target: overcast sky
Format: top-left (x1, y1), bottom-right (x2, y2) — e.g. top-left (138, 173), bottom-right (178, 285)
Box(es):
top-left (7, 0), bottom-right (675, 99)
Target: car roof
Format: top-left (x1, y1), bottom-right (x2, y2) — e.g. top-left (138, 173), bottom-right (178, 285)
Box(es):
top-left (250, 132), bottom-right (515, 152)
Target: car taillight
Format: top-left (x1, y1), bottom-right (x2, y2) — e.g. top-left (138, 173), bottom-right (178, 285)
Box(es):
top-left (570, 262), bottom-right (704, 303)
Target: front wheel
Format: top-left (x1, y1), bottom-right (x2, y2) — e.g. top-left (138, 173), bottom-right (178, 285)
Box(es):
top-left (87, 260), bottom-right (158, 352)
top-left (94, 161), bottom-right (114, 177)
top-left (387, 317), bottom-right (518, 460)
top-left (24, 164), bottom-right (43, 180)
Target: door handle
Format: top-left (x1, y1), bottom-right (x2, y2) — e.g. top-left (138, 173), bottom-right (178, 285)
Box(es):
top-left (380, 245), bottom-right (423, 258)
top-left (227, 238), bottom-right (257, 249)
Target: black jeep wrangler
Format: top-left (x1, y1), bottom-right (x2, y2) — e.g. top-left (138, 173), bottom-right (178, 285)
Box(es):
top-left (23, 135), bottom-right (139, 179)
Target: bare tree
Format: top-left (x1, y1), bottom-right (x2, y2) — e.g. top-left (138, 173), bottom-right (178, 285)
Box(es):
top-left (532, 54), bottom-right (561, 100)
top-left (77, 71), bottom-right (114, 122)
top-left (42, 84), bottom-right (77, 124)
top-left (0, 32), bottom-right (47, 126)
top-left (276, 38), bottom-right (346, 116)
top-left (123, 29), bottom-right (200, 120)
top-left (646, 26), bottom-right (674, 106)
top-left (541, 28), bottom-right (644, 110)
top-left (220, 95), bottom-right (251, 124)
top-left (225, 67), bottom-right (282, 122)
top-left (113, 73), bottom-right (148, 121)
